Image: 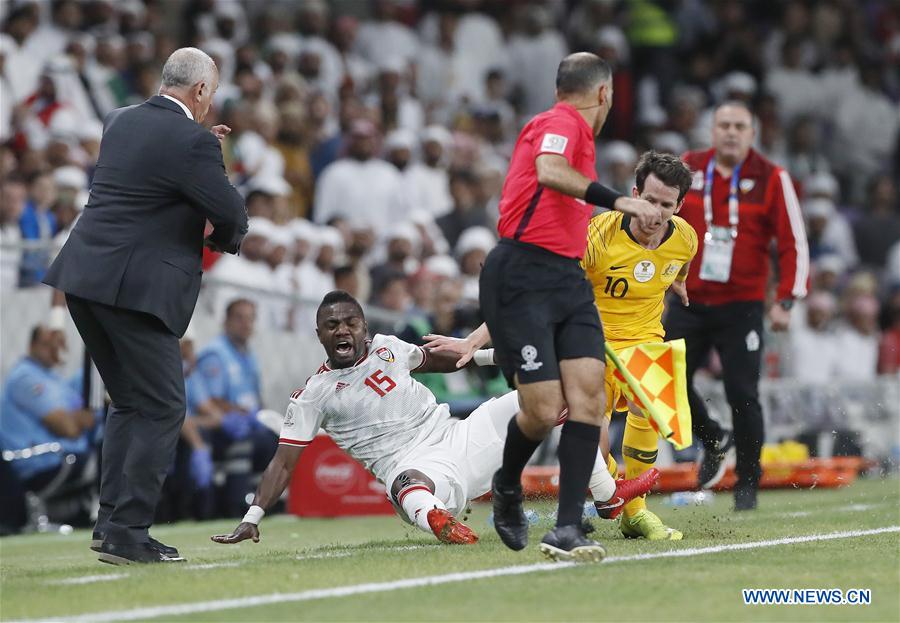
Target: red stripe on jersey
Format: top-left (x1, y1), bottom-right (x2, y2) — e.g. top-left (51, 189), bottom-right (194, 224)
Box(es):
top-left (290, 388), bottom-right (304, 400)
top-left (397, 484), bottom-right (432, 505)
top-left (278, 438), bottom-right (311, 447)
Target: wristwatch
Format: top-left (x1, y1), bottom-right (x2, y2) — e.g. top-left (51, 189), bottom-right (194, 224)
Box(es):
top-left (778, 299), bottom-right (794, 311)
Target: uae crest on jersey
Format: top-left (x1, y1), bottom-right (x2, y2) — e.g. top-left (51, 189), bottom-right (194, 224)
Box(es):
top-left (375, 347), bottom-right (395, 363)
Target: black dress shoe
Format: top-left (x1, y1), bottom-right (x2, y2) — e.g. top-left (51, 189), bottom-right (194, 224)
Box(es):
top-left (148, 537), bottom-right (180, 558)
top-left (98, 541), bottom-right (186, 565)
top-left (91, 532), bottom-right (179, 558)
top-left (491, 470), bottom-right (529, 551)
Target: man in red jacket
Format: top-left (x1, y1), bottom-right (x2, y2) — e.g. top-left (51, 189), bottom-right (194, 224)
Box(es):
top-left (666, 101), bottom-right (809, 510)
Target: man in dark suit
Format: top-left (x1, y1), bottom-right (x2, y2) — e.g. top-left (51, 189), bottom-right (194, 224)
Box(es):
top-left (44, 47), bottom-right (248, 565)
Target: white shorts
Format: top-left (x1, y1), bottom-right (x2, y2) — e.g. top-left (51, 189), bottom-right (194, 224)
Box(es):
top-left (386, 390), bottom-right (519, 518)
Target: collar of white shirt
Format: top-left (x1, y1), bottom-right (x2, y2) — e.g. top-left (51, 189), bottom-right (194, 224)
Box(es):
top-left (160, 94), bottom-right (194, 121)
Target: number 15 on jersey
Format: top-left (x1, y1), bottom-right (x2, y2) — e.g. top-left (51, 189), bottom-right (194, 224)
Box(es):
top-left (364, 369), bottom-right (396, 397)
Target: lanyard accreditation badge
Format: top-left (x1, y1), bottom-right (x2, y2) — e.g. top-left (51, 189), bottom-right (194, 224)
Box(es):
top-left (698, 158), bottom-right (742, 283)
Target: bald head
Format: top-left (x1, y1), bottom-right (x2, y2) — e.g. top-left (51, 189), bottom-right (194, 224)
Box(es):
top-left (161, 47), bottom-right (217, 89)
top-left (158, 47), bottom-right (219, 123)
top-left (556, 52), bottom-right (611, 97)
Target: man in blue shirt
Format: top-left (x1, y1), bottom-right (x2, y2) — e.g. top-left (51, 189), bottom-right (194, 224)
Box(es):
top-left (18, 171), bottom-right (58, 287)
top-left (0, 326), bottom-right (96, 529)
top-left (195, 299), bottom-right (276, 516)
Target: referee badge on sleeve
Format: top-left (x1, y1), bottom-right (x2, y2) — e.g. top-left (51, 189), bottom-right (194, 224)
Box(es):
top-left (540, 133), bottom-right (569, 154)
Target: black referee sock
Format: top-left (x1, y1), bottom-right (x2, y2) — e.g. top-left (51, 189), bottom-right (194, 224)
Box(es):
top-left (556, 420), bottom-right (601, 527)
top-left (497, 416), bottom-right (542, 489)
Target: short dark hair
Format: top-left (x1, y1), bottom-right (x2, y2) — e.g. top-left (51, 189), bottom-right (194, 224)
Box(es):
top-left (225, 298), bottom-right (255, 318)
top-left (714, 99), bottom-right (755, 118)
top-left (634, 151), bottom-right (693, 202)
top-left (30, 325), bottom-right (46, 346)
top-left (556, 53), bottom-right (611, 96)
top-left (317, 289), bottom-right (364, 321)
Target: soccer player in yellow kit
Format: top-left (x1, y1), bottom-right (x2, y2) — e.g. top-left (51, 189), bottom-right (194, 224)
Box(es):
top-left (582, 151), bottom-right (697, 540)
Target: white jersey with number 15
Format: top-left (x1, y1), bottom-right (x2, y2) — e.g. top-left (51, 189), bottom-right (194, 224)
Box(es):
top-left (278, 334), bottom-right (454, 484)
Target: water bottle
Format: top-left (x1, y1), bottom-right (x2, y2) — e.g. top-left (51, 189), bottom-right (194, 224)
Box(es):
top-left (668, 492), bottom-right (693, 507)
top-left (668, 491), bottom-right (714, 506)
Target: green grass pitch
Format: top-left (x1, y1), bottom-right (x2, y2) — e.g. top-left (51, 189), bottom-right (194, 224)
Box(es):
top-left (1, 476), bottom-right (898, 622)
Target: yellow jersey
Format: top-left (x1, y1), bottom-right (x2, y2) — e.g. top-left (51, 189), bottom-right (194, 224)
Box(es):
top-left (582, 211), bottom-right (698, 348)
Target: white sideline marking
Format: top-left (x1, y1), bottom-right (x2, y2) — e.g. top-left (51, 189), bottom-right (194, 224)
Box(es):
top-left (48, 574), bottom-right (129, 586)
top-left (731, 501), bottom-right (888, 521)
top-left (182, 562), bottom-right (241, 570)
top-left (14, 526), bottom-right (900, 623)
top-left (295, 543), bottom-right (441, 560)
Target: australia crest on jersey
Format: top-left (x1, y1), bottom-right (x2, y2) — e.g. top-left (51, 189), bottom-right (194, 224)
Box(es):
top-left (662, 261), bottom-right (682, 278)
top-left (375, 347), bottom-right (395, 363)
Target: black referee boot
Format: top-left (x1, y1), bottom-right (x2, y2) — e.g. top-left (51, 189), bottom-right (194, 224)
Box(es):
top-left (539, 521), bottom-right (606, 563)
top-left (491, 470), bottom-right (529, 551)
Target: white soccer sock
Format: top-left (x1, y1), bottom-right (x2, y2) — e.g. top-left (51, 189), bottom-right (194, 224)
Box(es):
top-left (398, 486), bottom-right (446, 533)
top-left (588, 451), bottom-right (616, 502)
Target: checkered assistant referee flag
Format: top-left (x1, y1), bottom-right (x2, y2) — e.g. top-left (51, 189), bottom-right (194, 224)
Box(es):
top-left (609, 339), bottom-right (693, 451)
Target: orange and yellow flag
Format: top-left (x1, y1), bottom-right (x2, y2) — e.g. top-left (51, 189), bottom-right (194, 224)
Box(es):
top-left (608, 339), bottom-right (693, 450)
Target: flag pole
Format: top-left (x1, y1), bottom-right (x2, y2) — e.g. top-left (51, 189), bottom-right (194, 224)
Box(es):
top-left (604, 343), bottom-right (674, 439)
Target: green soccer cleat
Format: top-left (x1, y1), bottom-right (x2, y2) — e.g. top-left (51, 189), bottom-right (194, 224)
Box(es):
top-left (619, 509), bottom-right (683, 540)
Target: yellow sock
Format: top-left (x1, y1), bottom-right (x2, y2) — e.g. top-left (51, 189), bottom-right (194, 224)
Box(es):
top-left (622, 412), bottom-right (658, 516)
top-left (606, 453), bottom-right (618, 478)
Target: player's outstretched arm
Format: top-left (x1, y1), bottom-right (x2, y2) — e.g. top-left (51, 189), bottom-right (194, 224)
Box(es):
top-left (211, 443), bottom-right (304, 544)
top-left (424, 322), bottom-right (491, 367)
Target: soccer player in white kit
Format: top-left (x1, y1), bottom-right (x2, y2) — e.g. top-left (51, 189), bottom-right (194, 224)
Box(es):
top-left (212, 291), bottom-right (658, 550)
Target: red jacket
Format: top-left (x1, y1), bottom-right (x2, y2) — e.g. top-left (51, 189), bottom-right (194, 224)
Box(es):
top-left (679, 148), bottom-right (809, 306)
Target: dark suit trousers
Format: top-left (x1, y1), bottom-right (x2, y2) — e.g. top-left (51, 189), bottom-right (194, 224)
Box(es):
top-left (66, 294), bottom-right (185, 544)
top-left (664, 300), bottom-right (765, 491)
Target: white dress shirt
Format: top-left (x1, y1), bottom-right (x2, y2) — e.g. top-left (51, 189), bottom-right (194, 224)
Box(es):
top-left (161, 94), bottom-right (194, 120)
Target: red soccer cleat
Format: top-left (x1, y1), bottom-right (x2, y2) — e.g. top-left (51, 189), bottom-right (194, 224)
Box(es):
top-left (594, 468), bottom-right (661, 520)
top-left (427, 508), bottom-right (479, 544)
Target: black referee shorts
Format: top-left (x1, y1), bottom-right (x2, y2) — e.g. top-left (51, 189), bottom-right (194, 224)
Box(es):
top-left (479, 239), bottom-right (604, 387)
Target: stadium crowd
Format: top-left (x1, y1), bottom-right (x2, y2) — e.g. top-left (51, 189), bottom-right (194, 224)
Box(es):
top-left (1, 0), bottom-right (899, 530)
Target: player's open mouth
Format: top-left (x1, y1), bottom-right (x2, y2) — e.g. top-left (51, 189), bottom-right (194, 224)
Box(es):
top-left (335, 341), bottom-right (353, 356)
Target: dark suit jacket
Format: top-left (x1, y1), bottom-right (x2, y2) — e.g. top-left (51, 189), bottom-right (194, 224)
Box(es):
top-left (45, 96), bottom-right (247, 337)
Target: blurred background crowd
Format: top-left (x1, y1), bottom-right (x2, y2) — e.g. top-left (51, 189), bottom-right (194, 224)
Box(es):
top-left (1, 0), bottom-right (898, 530)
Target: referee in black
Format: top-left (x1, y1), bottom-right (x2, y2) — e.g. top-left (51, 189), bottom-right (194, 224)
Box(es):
top-left (45, 48), bottom-right (247, 564)
top-left (445, 54), bottom-right (656, 560)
